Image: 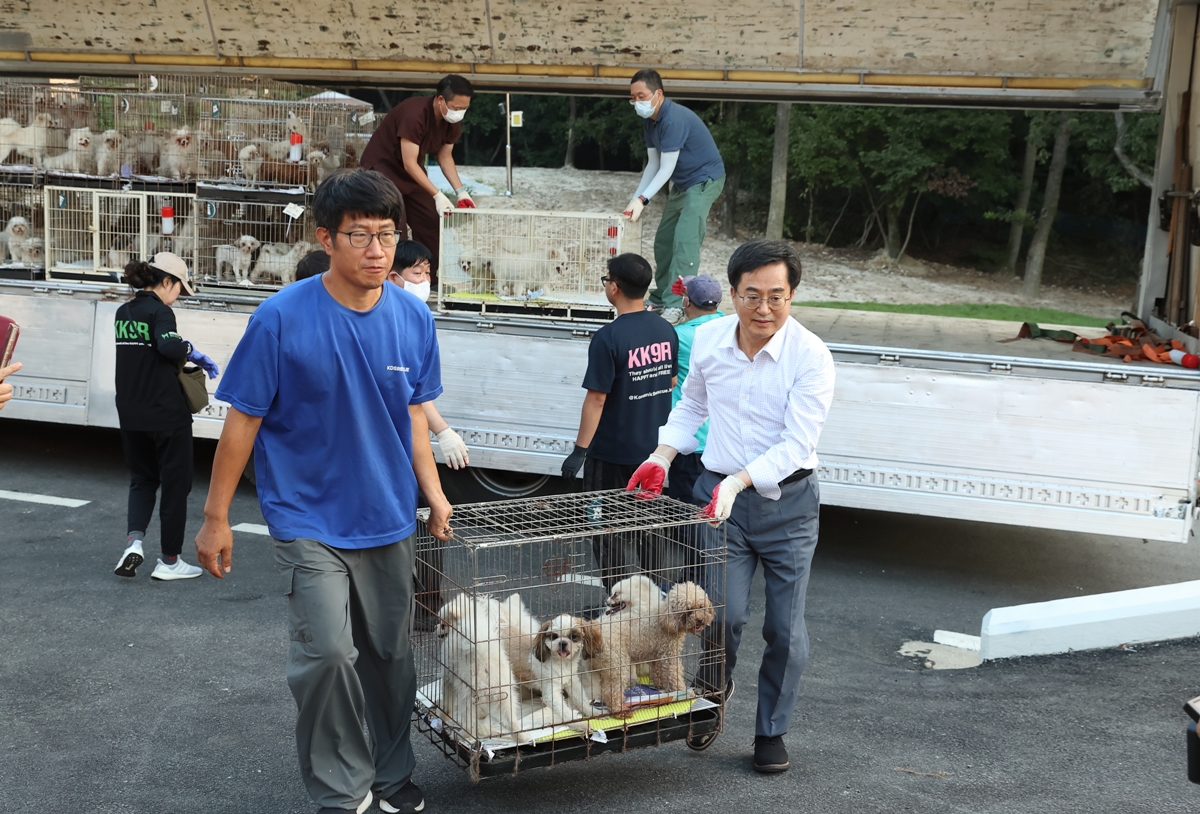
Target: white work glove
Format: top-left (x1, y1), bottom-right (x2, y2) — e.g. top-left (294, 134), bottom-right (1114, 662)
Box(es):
top-left (433, 191), bottom-right (455, 216)
top-left (623, 196), bottom-right (645, 223)
top-left (703, 475), bottom-right (748, 524)
top-left (435, 427), bottom-right (469, 470)
top-left (455, 189), bottom-right (476, 209)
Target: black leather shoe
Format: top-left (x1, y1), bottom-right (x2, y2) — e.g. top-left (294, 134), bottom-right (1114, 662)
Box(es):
top-left (753, 735), bottom-right (790, 773)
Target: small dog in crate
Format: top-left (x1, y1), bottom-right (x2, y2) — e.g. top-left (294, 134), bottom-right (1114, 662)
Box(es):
top-left (133, 132), bottom-right (161, 176)
top-left (42, 127), bottom-right (96, 174)
top-left (21, 237), bottom-right (44, 267)
top-left (255, 241), bottom-right (314, 285)
top-left (590, 575), bottom-right (715, 716)
top-left (436, 594), bottom-right (530, 743)
top-left (521, 613), bottom-right (601, 732)
top-left (490, 237), bottom-right (567, 298)
top-left (0, 113), bottom-right (55, 167)
top-left (498, 593), bottom-right (541, 685)
top-left (215, 235), bottom-right (261, 284)
top-left (260, 111), bottom-right (310, 160)
top-left (95, 130), bottom-right (124, 176)
top-left (4, 217), bottom-right (34, 264)
top-left (237, 143), bottom-right (263, 185)
top-left (158, 127), bottom-right (199, 179)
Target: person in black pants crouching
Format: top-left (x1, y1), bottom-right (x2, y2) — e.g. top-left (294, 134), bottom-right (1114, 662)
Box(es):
top-left (112, 252), bottom-right (218, 581)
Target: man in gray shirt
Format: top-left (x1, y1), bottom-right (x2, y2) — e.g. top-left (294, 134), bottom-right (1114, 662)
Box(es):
top-left (624, 69), bottom-right (726, 326)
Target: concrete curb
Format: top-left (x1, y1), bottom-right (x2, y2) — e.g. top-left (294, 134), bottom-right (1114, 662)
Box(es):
top-left (980, 580), bottom-right (1200, 660)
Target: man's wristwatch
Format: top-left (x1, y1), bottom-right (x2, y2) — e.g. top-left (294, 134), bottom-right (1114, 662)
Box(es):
top-left (638, 195), bottom-right (650, 205)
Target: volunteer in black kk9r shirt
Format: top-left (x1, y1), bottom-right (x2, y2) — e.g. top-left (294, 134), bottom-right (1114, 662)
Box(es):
top-left (112, 253), bottom-right (219, 582)
top-left (563, 253), bottom-right (677, 588)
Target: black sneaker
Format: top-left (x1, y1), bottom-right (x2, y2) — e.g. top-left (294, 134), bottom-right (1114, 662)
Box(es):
top-left (753, 734), bottom-right (789, 773)
top-left (686, 678), bottom-right (734, 752)
top-left (380, 781), bottom-right (424, 813)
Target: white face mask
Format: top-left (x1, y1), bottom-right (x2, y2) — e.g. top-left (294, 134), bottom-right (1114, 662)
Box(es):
top-left (404, 279), bottom-right (431, 301)
top-left (442, 106), bottom-right (466, 124)
top-left (634, 98), bottom-right (656, 119)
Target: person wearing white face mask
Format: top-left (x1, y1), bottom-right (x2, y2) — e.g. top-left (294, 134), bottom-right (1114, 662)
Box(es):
top-left (624, 69), bottom-right (726, 327)
top-left (361, 74), bottom-right (476, 288)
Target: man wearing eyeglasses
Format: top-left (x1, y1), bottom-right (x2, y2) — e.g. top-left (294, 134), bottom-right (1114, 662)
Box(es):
top-left (361, 74), bottom-right (475, 285)
top-left (562, 253), bottom-right (678, 589)
top-left (627, 239), bottom-right (835, 775)
top-left (624, 68), bottom-right (725, 326)
top-left (196, 169), bottom-right (449, 814)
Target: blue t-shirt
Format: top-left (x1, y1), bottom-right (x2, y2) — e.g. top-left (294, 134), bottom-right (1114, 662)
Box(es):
top-left (216, 276), bottom-right (442, 549)
top-left (643, 99), bottom-right (726, 192)
top-left (672, 310), bottom-right (724, 453)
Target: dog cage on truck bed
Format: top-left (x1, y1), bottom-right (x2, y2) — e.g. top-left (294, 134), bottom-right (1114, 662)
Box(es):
top-left (438, 209), bottom-right (642, 322)
top-left (413, 489), bottom-right (726, 780)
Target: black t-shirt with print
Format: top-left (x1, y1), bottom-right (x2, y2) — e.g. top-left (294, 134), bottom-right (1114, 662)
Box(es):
top-left (583, 310), bottom-right (678, 466)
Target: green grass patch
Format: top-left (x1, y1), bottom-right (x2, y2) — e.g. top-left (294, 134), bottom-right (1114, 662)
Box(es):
top-left (795, 301), bottom-right (1115, 328)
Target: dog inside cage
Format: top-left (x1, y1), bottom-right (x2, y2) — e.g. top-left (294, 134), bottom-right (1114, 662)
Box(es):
top-left (199, 193), bottom-right (314, 288)
top-left (0, 180), bottom-right (45, 274)
top-left (413, 490), bottom-right (725, 776)
top-left (441, 210), bottom-right (633, 309)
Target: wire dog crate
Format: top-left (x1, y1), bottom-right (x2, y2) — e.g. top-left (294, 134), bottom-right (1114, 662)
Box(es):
top-left (198, 98), bottom-right (315, 189)
top-left (44, 183), bottom-right (197, 282)
top-left (196, 185), bottom-right (314, 289)
top-left (439, 209), bottom-right (642, 321)
top-left (0, 169), bottom-right (45, 279)
top-left (414, 489), bottom-right (726, 780)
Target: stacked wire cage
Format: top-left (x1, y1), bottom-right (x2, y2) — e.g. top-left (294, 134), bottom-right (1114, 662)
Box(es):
top-left (196, 185), bottom-right (314, 289)
top-left (0, 168), bottom-right (45, 279)
top-left (439, 209), bottom-right (640, 320)
top-left (198, 97), bottom-right (316, 189)
top-left (414, 489), bottom-right (726, 779)
top-left (43, 184), bottom-right (198, 282)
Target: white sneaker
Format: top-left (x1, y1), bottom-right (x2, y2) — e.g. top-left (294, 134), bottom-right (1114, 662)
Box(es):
top-left (113, 540), bottom-right (144, 578)
top-left (661, 307), bottom-right (684, 325)
top-left (150, 557), bottom-right (203, 580)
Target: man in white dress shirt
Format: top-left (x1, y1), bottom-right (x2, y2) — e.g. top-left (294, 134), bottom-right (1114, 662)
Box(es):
top-left (626, 238), bottom-right (835, 774)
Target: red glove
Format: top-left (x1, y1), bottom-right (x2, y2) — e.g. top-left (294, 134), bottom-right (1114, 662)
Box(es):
top-left (456, 197), bottom-right (476, 208)
top-left (625, 453), bottom-right (671, 498)
top-left (670, 276), bottom-right (687, 296)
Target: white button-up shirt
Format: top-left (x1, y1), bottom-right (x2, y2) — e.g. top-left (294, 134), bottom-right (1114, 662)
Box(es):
top-left (659, 313), bottom-right (835, 500)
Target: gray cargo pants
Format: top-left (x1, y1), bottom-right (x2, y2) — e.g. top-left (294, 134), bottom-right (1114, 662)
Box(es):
top-left (695, 469), bottom-right (820, 738)
top-left (275, 536), bottom-right (417, 810)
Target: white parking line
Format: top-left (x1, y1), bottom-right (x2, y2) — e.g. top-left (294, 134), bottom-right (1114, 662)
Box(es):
top-left (231, 523), bottom-right (271, 536)
top-left (0, 489), bottom-right (90, 508)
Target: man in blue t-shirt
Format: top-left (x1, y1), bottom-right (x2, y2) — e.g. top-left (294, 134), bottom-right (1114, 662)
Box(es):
top-left (623, 68), bottom-right (726, 326)
top-left (561, 253), bottom-right (677, 588)
top-left (194, 169), bottom-right (450, 814)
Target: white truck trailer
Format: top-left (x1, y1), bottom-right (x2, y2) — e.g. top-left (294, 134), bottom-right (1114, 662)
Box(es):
top-left (3, 0), bottom-right (1200, 543)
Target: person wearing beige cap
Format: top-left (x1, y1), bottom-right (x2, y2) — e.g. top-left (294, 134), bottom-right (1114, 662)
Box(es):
top-left (112, 252), bottom-right (217, 581)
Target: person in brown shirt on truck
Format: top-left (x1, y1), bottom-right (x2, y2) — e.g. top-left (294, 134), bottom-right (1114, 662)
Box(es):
top-left (360, 75), bottom-right (475, 284)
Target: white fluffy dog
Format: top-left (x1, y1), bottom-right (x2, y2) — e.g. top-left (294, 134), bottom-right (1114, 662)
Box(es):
top-left (95, 129), bottom-right (124, 176)
top-left (254, 240), bottom-right (313, 285)
top-left (214, 234), bottom-right (260, 284)
top-left (436, 594), bottom-right (529, 743)
top-left (158, 127), bottom-right (198, 179)
top-left (491, 237), bottom-right (567, 298)
top-left (0, 113), bottom-right (54, 167)
top-left (42, 127), bottom-right (95, 174)
top-left (4, 217), bottom-right (34, 264)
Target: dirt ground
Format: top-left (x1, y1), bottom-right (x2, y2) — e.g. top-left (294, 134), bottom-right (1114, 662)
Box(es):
top-left (457, 165), bottom-right (1131, 320)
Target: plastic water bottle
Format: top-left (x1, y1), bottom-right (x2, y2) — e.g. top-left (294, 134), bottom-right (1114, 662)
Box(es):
top-left (288, 132), bottom-right (303, 163)
top-left (161, 205), bottom-right (174, 235)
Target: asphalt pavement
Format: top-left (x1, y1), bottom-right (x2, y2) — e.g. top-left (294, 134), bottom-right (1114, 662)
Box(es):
top-left (1, 419), bottom-right (1198, 813)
